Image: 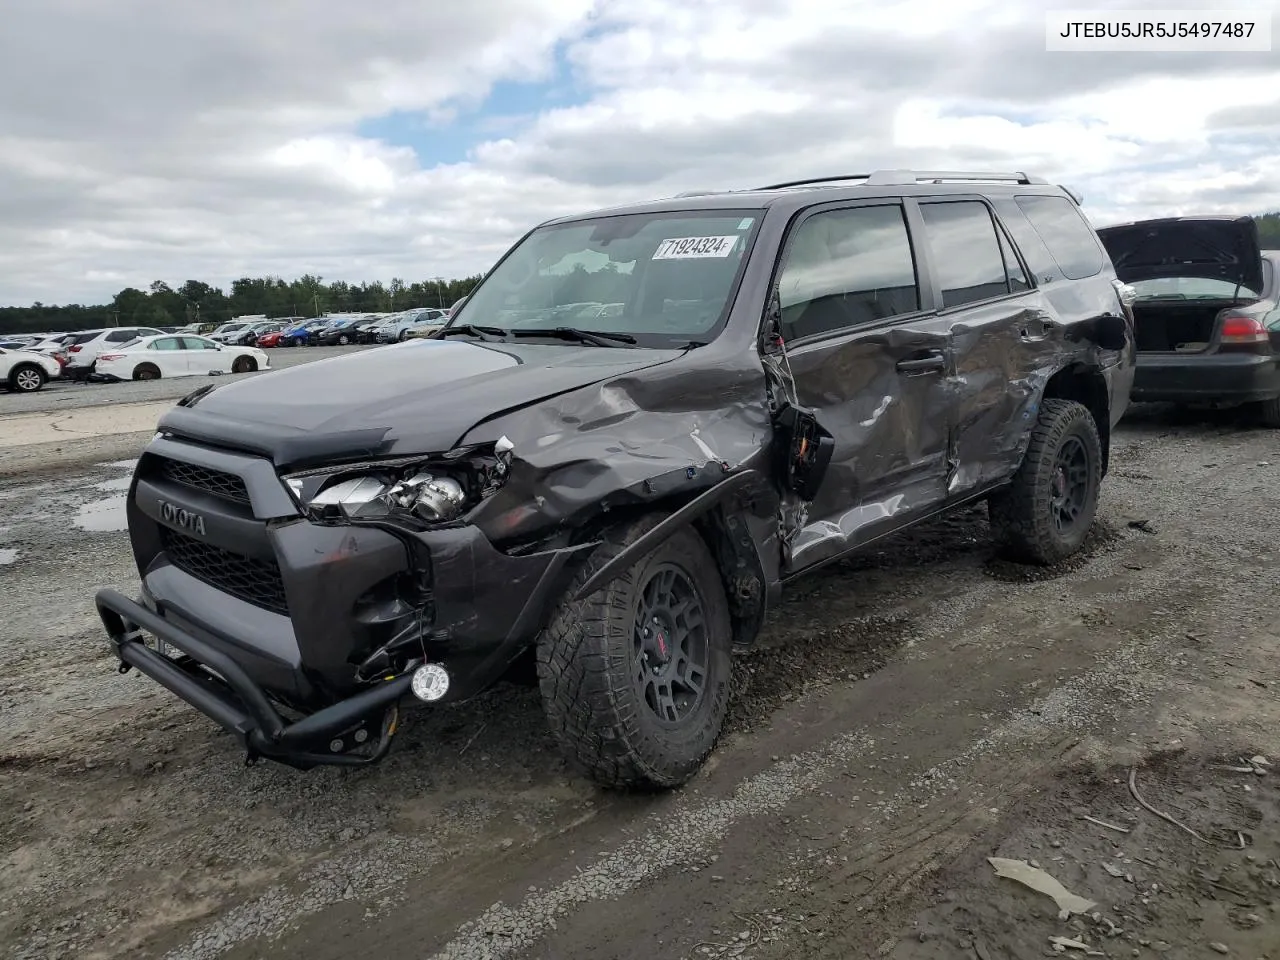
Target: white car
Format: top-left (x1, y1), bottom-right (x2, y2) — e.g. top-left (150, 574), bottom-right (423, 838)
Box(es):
top-left (1, 347), bottom-right (62, 392)
top-left (94, 334), bottom-right (270, 381)
top-left (64, 326), bottom-right (168, 379)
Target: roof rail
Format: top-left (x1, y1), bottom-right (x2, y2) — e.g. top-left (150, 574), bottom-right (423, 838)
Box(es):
top-left (673, 190), bottom-right (727, 198)
top-left (865, 169), bottom-right (1047, 185)
top-left (757, 170), bottom-right (1048, 191)
top-left (756, 174), bottom-right (872, 190)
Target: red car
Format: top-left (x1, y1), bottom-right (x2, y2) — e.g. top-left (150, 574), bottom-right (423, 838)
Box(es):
top-left (255, 330), bottom-right (284, 348)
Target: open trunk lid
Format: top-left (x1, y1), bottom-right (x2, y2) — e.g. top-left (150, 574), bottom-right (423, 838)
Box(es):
top-left (1097, 215), bottom-right (1264, 296)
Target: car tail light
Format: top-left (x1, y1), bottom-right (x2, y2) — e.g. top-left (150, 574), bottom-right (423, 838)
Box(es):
top-left (98, 353), bottom-right (125, 361)
top-left (1219, 314), bottom-right (1268, 344)
top-left (69, 344), bottom-right (82, 352)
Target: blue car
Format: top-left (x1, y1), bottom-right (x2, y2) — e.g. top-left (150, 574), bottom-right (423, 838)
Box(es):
top-left (278, 319), bottom-right (329, 347)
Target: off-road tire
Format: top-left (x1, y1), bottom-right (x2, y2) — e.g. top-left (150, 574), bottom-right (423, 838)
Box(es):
top-left (988, 398), bottom-right (1103, 566)
top-left (537, 518), bottom-right (733, 790)
top-left (9, 363), bottom-right (46, 392)
top-left (132, 363), bottom-right (160, 381)
top-left (231, 356), bottom-right (258, 374)
top-left (1255, 396), bottom-right (1280, 428)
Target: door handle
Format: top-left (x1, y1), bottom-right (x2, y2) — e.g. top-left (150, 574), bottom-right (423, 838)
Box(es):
top-left (896, 352), bottom-right (945, 373)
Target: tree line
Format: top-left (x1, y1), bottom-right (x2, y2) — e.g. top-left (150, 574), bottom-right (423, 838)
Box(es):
top-left (2, 212), bottom-right (1278, 336)
top-left (0, 274), bottom-right (484, 335)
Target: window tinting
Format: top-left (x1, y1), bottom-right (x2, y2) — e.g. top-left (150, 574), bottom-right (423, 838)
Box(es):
top-left (1015, 195), bottom-right (1104, 280)
top-left (777, 204), bottom-right (919, 339)
top-left (919, 202), bottom-right (1010, 308)
top-left (998, 224), bottom-right (1031, 292)
top-left (106, 330), bottom-right (135, 342)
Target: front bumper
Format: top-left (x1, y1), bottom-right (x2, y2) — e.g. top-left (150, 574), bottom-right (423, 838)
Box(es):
top-left (97, 589), bottom-right (412, 769)
top-left (98, 435), bottom-right (590, 767)
top-left (1132, 352), bottom-right (1280, 404)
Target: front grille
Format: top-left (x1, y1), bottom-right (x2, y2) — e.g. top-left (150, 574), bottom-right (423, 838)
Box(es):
top-left (157, 459), bottom-right (250, 504)
top-left (160, 527), bottom-right (288, 615)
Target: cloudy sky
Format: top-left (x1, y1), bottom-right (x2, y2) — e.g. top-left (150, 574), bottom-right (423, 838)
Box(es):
top-left (1, 0), bottom-right (1277, 307)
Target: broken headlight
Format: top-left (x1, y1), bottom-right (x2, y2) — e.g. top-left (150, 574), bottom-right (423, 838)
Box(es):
top-left (284, 437), bottom-right (513, 525)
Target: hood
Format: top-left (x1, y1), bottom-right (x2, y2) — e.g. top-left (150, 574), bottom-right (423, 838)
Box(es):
top-left (1097, 215), bottom-right (1264, 293)
top-left (158, 337), bottom-right (683, 469)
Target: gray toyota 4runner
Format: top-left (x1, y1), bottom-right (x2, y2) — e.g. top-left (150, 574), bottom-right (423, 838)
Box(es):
top-left (95, 170), bottom-right (1135, 788)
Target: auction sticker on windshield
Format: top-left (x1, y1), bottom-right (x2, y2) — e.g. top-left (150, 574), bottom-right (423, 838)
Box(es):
top-left (652, 236), bottom-right (739, 259)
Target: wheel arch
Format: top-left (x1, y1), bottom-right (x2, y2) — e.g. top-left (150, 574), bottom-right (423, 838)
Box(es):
top-left (565, 470), bottom-right (777, 650)
top-left (1039, 362), bottom-right (1111, 475)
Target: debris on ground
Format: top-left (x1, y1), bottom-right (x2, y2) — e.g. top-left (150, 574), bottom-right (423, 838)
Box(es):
top-left (1127, 519), bottom-right (1157, 534)
top-left (987, 857), bottom-right (1098, 919)
top-left (1048, 935), bottom-right (1104, 955)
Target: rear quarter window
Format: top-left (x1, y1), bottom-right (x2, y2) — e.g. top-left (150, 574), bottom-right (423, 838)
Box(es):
top-left (1014, 194), bottom-right (1105, 280)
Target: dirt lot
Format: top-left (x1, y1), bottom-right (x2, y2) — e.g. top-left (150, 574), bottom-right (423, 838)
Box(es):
top-left (1, 403), bottom-right (1277, 960)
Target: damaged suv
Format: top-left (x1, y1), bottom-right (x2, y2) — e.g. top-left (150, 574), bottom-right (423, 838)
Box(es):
top-left (95, 170), bottom-right (1134, 788)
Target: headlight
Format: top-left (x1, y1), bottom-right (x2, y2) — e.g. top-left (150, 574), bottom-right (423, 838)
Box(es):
top-left (284, 437), bottom-right (513, 526)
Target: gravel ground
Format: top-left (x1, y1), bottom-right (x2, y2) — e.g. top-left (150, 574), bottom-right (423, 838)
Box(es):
top-left (0, 403), bottom-right (1277, 960)
top-left (0, 344), bottom-right (371, 415)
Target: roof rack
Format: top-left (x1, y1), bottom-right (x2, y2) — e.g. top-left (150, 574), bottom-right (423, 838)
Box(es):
top-left (757, 170), bottom-right (1047, 190)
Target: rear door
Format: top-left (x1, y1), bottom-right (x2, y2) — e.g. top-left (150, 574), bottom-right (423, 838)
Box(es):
top-left (148, 336), bottom-right (189, 376)
top-left (912, 195), bottom-right (1049, 496)
top-left (774, 199), bottom-right (955, 573)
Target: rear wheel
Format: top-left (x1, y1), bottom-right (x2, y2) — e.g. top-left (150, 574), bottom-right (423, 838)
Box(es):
top-left (132, 363), bottom-right (160, 381)
top-left (9, 363), bottom-right (46, 392)
top-left (988, 398), bottom-right (1103, 565)
top-left (537, 519), bottom-right (733, 790)
top-left (337, 334), bottom-right (351, 345)
top-left (1255, 396), bottom-right (1280, 428)
top-left (231, 356), bottom-right (258, 374)
top-left (397, 329), bottom-right (409, 341)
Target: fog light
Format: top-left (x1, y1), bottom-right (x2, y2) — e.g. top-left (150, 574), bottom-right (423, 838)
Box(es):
top-left (411, 663), bottom-right (450, 702)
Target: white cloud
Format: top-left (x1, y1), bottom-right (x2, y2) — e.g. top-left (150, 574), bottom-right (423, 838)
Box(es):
top-left (0, 0), bottom-right (1277, 305)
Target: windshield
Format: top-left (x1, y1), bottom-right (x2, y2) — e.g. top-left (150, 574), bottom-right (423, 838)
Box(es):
top-left (454, 209), bottom-right (763, 346)
top-left (1128, 276), bottom-right (1261, 300)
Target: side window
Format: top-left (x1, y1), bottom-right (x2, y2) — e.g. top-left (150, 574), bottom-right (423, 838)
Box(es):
top-left (106, 329), bottom-right (134, 342)
top-left (1015, 195), bottom-right (1104, 280)
top-left (152, 338), bottom-right (182, 351)
top-left (918, 201), bottom-right (1011, 308)
top-left (182, 337), bottom-right (216, 350)
top-left (777, 204), bottom-right (919, 339)
top-left (997, 224), bottom-right (1031, 292)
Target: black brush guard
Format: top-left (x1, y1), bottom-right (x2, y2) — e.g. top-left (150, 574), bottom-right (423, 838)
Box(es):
top-left (95, 588), bottom-right (414, 770)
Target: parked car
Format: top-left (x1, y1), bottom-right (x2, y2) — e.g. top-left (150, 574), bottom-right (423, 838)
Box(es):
top-left (0, 345), bottom-right (62, 392)
top-left (95, 334), bottom-right (270, 381)
top-left (446, 295), bottom-right (468, 318)
top-left (64, 326), bottom-right (167, 380)
top-left (312, 316), bottom-right (364, 345)
top-left (1097, 216), bottom-right (1279, 426)
top-left (256, 329), bottom-right (284, 348)
top-left (277, 319), bottom-right (328, 347)
top-left (225, 321), bottom-right (285, 347)
top-left (351, 314), bottom-right (392, 343)
top-left (93, 168), bottom-right (1133, 788)
top-left (377, 308), bottom-right (448, 342)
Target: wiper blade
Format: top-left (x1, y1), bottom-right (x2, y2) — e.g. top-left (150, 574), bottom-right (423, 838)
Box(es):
top-left (436, 323), bottom-right (508, 342)
top-left (511, 326), bottom-right (638, 347)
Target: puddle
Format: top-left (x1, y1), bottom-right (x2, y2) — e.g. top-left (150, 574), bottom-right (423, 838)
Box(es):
top-left (0, 548), bottom-right (17, 565)
top-left (74, 495), bottom-right (128, 533)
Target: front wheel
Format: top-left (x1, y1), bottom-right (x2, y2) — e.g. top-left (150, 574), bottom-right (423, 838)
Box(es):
top-left (337, 334), bottom-right (350, 345)
top-left (988, 398), bottom-right (1103, 565)
top-left (537, 519), bottom-right (733, 790)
